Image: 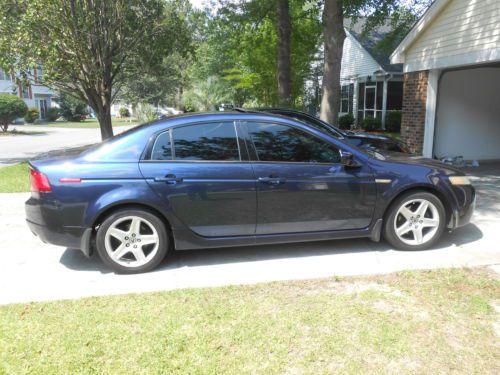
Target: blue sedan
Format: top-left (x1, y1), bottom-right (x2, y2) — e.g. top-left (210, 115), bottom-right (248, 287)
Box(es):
top-left (25, 112), bottom-right (475, 273)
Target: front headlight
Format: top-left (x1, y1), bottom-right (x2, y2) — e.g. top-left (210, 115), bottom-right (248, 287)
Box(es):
top-left (448, 176), bottom-right (471, 185)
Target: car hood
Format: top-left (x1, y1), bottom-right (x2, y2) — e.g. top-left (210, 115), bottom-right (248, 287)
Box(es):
top-left (378, 152), bottom-right (464, 174)
top-left (345, 131), bottom-right (395, 141)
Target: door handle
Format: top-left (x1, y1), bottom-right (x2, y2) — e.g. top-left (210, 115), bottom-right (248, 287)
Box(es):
top-left (154, 174), bottom-right (183, 184)
top-left (258, 176), bottom-right (286, 185)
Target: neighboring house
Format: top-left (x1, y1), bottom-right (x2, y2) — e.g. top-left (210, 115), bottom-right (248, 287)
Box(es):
top-left (391, 0), bottom-right (500, 160)
top-left (0, 66), bottom-right (57, 120)
top-left (340, 22), bottom-right (404, 127)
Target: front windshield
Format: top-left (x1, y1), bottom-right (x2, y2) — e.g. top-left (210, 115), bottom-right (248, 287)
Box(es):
top-left (288, 114), bottom-right (344, 139)
top-left (358, 147), bottom-right (386, 160)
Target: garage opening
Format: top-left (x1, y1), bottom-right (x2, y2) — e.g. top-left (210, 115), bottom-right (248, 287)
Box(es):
top-left (434, 65), bottom-right (500, 161)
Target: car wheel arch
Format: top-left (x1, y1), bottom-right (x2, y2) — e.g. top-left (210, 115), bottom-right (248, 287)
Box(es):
top-left (382, 185), bottom-right (453, 226)
top-left (90, 202), bottom-right (174, 247)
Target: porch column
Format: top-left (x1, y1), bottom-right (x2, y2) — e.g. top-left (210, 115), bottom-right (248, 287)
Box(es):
top-left (422, 69), bottom-right (440, 158)
top-left (381, 79), bottom-right (388, 129)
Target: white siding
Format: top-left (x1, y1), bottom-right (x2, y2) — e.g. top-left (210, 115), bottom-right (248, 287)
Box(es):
top-left (340, 32), bottom-right (382, 80)
top-left (404, 0), bottom-right (500, 71)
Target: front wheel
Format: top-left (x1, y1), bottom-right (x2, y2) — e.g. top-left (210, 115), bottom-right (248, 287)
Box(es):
top-left (96, 209), bottom-right (168, 274)
top-left (384, 191), bottom-right (446, 251)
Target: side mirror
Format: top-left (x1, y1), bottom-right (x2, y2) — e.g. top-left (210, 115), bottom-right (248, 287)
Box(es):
top-left (341, 151), bottom-right (360, 167)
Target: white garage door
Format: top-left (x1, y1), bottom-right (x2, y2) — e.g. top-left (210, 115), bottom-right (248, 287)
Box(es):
top-left (434, 67), bottom-right (500, 161)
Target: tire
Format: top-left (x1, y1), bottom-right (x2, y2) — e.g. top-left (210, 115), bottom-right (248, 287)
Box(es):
top-left (383, 191), bottom-right (446, 251)
top-left (96, 209), bottom-right (168, 274)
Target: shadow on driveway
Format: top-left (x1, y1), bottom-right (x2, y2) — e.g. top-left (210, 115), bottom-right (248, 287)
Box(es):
top-left (59, 223), bottom-right (483, 274)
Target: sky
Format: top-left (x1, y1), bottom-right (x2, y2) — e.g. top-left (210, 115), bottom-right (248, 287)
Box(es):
top-left (189, 0), bottom-right (205, 9)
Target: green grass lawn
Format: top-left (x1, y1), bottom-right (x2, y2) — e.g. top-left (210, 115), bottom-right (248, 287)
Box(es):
top-left (36, 117), bottom-right (137, 128)
top-left (0, 267), bottom-right (498, 374)
top-left (0, 163), bottom-right (29, 193)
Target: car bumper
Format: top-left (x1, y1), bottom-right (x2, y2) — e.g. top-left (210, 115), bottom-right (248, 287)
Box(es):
top-left (25, 197), bottom-right (93, 257)
top-left (448, 186), bottom-right (476, 229)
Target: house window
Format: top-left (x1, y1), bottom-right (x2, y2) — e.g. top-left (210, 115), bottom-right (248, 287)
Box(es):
top-left (36, 65), bottom-right (43, 82)
top-left (339, 84), bottom-right (354, 114)
top-left (21, 85), bottom-right (30, 99)
top-left (0, 69), bottom-right (12, 81)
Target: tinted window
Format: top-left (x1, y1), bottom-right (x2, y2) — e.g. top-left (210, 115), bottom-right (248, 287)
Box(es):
top-left (173, 122), bottom-right (240, 161)
top-left (247, 122), bottom-right (340, 163)
top-left (151, 131), bottom-right (172, 160)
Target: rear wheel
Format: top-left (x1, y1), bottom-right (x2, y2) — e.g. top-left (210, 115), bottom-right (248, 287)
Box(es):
top-left (384, 191), bottom-right (446, 251)
top-left (96, 209), bottom-right (168, 274)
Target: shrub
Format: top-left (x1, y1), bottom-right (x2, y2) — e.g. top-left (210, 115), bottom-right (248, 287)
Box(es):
top-left (46, 107), bottom-right (60, 122)
top-left (58, 93), bottom-right (88, 122)
top-left (24, 107), bottom-right (39, 123)
top-left (119, 107), bottom-right (130, 117)
top-left (338, 113), bottom-right (354, 130)
top-left (0, 93), bottom-right (28, 132)
top-left (135, 104), bottom-right (157, 124)
top-left (361, 116), bottom-right (382, 132)
top-left (385, 110), bottom-right (402, 133)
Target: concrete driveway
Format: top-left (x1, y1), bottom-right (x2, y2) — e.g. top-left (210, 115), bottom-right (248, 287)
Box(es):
top-left (0, 163), bottom-right (499, 304)
top-left (0, 125), bottom-right (132, 165)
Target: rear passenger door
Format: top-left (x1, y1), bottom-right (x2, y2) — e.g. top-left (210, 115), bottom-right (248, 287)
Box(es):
top-left (243, 121), bottom-right (376, 235)
top-left (140, 121), bottom-right (256, 237)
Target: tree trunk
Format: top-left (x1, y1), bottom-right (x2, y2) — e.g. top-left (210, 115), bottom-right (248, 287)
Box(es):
top-left (277, 0), bottom-right (292, 107)
top-left (97, 106), bottom-right (113, 140)
top-left (320, 0), bottom-right (345, 125)
top-left (94, 93), bottom-right (114, 140)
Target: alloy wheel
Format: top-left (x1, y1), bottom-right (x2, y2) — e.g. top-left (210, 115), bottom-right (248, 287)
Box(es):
top-left (104, 216), bottom-right (160, 268)
top-left (393, 199), bottom-right (440, 246)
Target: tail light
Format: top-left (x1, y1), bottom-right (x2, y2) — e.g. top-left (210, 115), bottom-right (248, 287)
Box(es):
top-left (30, 168), bottom-right (52, 193)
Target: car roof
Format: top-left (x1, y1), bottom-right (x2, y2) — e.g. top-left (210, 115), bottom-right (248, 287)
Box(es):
top-left (139, 111), bottom-right (299, 131)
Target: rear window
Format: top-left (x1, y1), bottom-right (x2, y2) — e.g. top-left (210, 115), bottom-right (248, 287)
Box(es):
top-left (81, 125), bottom-right (151, 162)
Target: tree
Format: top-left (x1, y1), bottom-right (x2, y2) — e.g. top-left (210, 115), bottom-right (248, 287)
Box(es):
top-left (320, 0), bottom-right (345, 125)
top-left (319, 0), bottom-right (432, 125)
top-left (277, 0), bottom-right (292, 106)
top-left (0, 93), bottom-right (28, 132)
top-left (58, 93), bottom-right (88, 122)
top-left (199, 0), bottom-right (321, 108)
top-left (0, 0), bottom-right (183, 140)
top-left (118, 0), bottom-right (196, 108)
top-left (183, 76), bottom-right (234, 111)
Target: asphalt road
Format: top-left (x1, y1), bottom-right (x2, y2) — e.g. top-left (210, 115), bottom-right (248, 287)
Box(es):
top-left (1, 157), bottom-right (499, 305)
top-left (0, 125), bottom-right (133, 165)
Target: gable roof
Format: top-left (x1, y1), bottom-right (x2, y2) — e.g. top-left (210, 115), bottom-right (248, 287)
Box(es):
top-left (390, 0), bottom-right (451, 63)
top-left (345, 19), bottom-right (403, 73)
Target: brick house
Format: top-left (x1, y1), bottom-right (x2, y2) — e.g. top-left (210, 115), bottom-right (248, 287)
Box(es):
top-left (391, 0), bottom-right (500, 160)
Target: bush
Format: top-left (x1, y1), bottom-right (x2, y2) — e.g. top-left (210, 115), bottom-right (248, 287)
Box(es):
top-left (361, 116), bottom-right (382, 132)
top-left (24, 107), bottom-right (39, 123)
top-left (46, 107), bottom-right (60, 122)
top-left (58, 93), bottom-right (88, 122)
top-left (338, 113), bottom-right (354, 130)
top-left (119, 107), bottom-right (130, 117)
top-left (135, 104), bottom-right (157, 124)
top-left (385, 110), bottom-right (402, 133)
top-left (0, 93), bottom-right (28, 132)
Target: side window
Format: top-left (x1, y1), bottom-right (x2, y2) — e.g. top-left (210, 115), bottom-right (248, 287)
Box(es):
top-left (174, 122), bottom-right (240, 161)
top-left (151, 132), bottom-right (172, 160)
top-left (246, 122), bottom-right (341, 163)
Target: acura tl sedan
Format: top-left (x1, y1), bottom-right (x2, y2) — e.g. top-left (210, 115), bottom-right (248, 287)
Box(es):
top-left (26, 112), bottom-right (475, 273)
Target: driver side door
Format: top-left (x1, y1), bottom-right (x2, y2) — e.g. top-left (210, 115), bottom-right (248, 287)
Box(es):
top-left (243, 121), bottom-right (376, 235)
